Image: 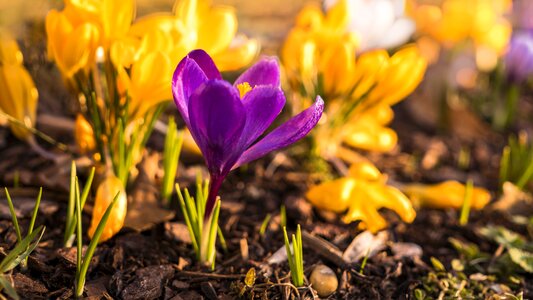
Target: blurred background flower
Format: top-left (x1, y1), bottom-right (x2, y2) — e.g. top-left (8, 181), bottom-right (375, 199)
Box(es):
top-left (0, 30), bottom-right (38, 141)
top-left (306, 160), bottom-right (416, 233)
top-left (324, 0), bottom-right (415, 51)
top-left (409, 0), bottom-right (512, 71)
top-left (505, 30), bottom-right (533, 84)
top-left (282, 0), bottom-right (426, 163)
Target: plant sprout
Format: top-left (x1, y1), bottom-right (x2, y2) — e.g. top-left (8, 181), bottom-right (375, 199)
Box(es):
top-left (459, 179), bottom-right (474, 226)
top-left (283, 225), bottom-right (304, 287)
top-left (162, 117), bottom-right (184, 204)
top-left (73, 175), bottom-right (120, 298)
top-left (4, 187), bottom-right (43, 270)
top-left (64, 161), bottom-right (95, 247)
top-left (1, 188), bottom-right (45, 299)
top-left (499, 133), bottom-right (533, 190)
top-left (0, 226), bottom-right (45, 300)
top-left (175, 178), bottom-right (221, 269)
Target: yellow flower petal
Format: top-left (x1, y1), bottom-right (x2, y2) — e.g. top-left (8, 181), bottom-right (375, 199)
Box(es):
top-left (306, 178), bottom-right (356, 213)
top-left (197, 7), bottom-right (237, 54)
top-left (212, 36), bottom-right (260, 71)
top-left (128, 51), bottom-right (172, 118)
top-left (344, 120), bottom-right (398, 153)
top-left (403, 180), bottom-right (491, 210)
top-left (75, 114), bottom-right (95, 153)
top-left (351, 50), bottom-right (389, 99)
top-left (88, 175), bottom-right (127, 243)
top-left (367, 45), bottom-right (427, 106)
top-left (0, 33), bottom-right (38, 141)
top-left (347, 161), bottom-right (382, 182)
top-left (306, 161), bottom-right (416, 233)
top-left (45, 10), bottom-right (100, 77)
top-left (101, 0), bottom-right (135, 45)
top-left (320, 40), bottom-right (356, 96)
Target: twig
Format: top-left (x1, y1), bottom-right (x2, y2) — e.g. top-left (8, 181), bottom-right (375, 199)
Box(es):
top-left (173, 269), bottom-right (244, 279)
top-left (301, 231), bottom-right (346, 267)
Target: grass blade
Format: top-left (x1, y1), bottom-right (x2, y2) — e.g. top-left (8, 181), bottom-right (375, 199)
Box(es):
top-left (75, 178), bottom-right (83, 278)
top-left (459, 179), bottom-right (474, 226)
top-left (0, 274), bottom-right (19, 300)
top-left (76, 192), bottom-right (120, 297)
top-left (4, 188), bottom-right (21, 243)
top-left (0, 226), bottom-right (45, 273)
top-left (206, 199), bottom-right (221, 269)
top-left (28, 187), bottom-right (42, 236)
top-left (259, 214), bottom-right (272, 237)
top-left (64, 161), bottom-right (77, 246)
top-left (176, 184), bottom-right (199, 255)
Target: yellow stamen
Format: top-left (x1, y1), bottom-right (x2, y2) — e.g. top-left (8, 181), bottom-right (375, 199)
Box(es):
top-left (237, 82), bottom-right (252, 98)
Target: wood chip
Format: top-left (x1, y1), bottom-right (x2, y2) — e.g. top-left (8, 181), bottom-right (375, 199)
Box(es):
top-left (240, 238), bottom-right (249, 261)
top-left (342, 231), bottom-right (389, 263)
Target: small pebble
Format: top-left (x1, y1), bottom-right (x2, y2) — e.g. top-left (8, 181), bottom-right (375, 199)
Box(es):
top-left (310, 264), bottom-right (338, 297)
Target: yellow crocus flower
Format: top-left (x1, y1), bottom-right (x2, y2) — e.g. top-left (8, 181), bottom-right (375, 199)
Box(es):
top-left (403, 180), bottom-right (491, 210)
top-left (306, 161), bottom-right (416, 233)
top-left (129, 0), bottom-right (258, 72)
top-left (88, 175), bottom-right (128, 242)
top-left (110, 0), bottom-right (259, 120)
top-left (45, 8), bottom-right (100, 77)
top-left (409, 0), bottom-right (512, 68)
top-left (282, 1), bottom-right (426, 160)
top-left (46, 0), bottom-right (135, 77)
top-left (0, 31), bottom-right (38, 141)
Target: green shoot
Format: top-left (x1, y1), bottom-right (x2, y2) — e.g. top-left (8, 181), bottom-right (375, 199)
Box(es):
top-left (74, 181), bottom-right (120, 298)
top-left (4, 187), bottom-right (43, 270)
top-left (499, 133), bottom-right (533, 190)
top-left (64, 162), bottom-right (95, 247)
top-left (457, 146), bottom-right (470, 170)
top-left (459, 179), bottom-right (474, 226)
top-left (359, 248), bottom-right (371, 274)
top-left (162, 117), bottom-right (184, 204)
top-left (217, 227), bottom-right (228, 253)
top-left (280, 205), bottom-right (287, 228)
top-left (0, 274), bottom-right (19, 300)
top-left (0, 225), bottom-right (45, 300)
top-left (28, 188), bottom-right (42, 237)
top-left (283, 225), bottom-right (304, 287)
top-left (4, 188), bottom-right (22, 243)
top-left (13, 171), bottom-right (19, 189)
top-left (175, 179), bottom-right (221, 269)
top-left (259, 213), bottom-right (272, 236)
top-left (0, 226), bottom-right (45, 273)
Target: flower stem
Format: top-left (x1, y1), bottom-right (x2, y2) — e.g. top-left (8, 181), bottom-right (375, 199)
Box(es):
top-left (205, 175), bottom-right (223, 220)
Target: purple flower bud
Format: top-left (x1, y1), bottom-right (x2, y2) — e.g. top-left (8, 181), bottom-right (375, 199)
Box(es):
top-left (505, 30), bottom-right (533, 83)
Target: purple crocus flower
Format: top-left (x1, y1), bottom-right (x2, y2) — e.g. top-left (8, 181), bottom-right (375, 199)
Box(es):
top-left (172, 49), bottom-right (324, 218)
top-left (505, 30), bottom-right (533, 83)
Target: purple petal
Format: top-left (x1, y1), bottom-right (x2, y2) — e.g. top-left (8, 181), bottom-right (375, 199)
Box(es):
top-left (187, 49), bottom-right (222, 80)
top-left (172, 50), bottom-right (222, 126)
top-left (234, 57), bottom-right (281, 88)
top-left (505, 31), bottom-right (533, 82)
top-left (238, 86), bottom-right (286, 149)
top-left (234, 96), bottom-right (324, 168)
top-left (188, 79), bottom-right (246, 175)
top-left (172, 58), bottom-right (208, 126)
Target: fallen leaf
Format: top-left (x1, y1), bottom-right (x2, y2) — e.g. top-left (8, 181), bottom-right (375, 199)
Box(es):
top-left (124, 152), bottom-right (174, 231)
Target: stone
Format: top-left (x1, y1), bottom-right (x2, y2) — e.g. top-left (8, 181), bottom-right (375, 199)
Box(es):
top-left (310, 264), bottom-right (338, 298)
